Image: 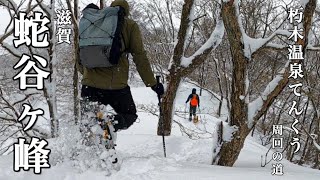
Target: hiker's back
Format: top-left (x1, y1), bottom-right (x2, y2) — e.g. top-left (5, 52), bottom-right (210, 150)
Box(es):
top-left (79, 6), bottom-right (124, 68)
top-left (80, 7), bottom-right (119, 46)
top-left (78, 1), bottom-right (156, 90)
top-left (190, 94), bottom-right (198, 107)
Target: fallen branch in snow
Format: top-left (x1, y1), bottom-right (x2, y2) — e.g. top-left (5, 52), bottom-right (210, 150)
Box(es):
top-left (137, 103), bottom-right (213, 139)
top-left (136, 104), bottom-right (159, 116)
top-left (173, 119), bottom-right (212, 140)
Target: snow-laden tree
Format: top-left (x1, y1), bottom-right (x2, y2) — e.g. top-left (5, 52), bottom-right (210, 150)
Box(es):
top-left (155, 0), bottom-right (319, 167)
top-left (65, 0), bottom-right (81, 125)
top-left (0, 0), bottom-right (59, 138)
top-left (216, 0), bottom-right (319, 166)
top-left (157, 0), bottom-right (224, 136)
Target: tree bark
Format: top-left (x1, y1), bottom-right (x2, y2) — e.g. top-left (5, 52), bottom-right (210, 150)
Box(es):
top-left (100, 0), bottom-right (105, 9)
top-left (217, 0), bottom-right (317, 166)
top-left (157, 0), bottom-right (194, 136)
top-left (73, 0), bottom-right (80, 125)
top-left (217, 0), bottom-right (250, 166)
top-left (158, 0), bottom-right (224, 136)
top-left (47, 0), bottom-right (58, 137)
top-left (66, 0), bottom-right (80, 125)
top-left (157, 75), bottom-right (182, 136)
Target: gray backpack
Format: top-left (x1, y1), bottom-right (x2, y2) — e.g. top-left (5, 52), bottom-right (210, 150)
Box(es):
top-left (79, 6), bottom-right (125, 68)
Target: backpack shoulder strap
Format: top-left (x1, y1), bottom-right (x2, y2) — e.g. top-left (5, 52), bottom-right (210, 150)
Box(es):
top-left (117, 7), bottom-right (127, 54)
top-left (113, 7), bottom-right (125, 38)
top-left (121, 32), bottom-right (128, 54)
top-left (109, 6), bottom-right (127, 64)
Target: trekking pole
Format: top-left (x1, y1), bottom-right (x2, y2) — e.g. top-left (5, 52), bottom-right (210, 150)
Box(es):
top-left (156, 75), bottom-right (166, 158)
top-left (184, 103), bottom-right (187, 120)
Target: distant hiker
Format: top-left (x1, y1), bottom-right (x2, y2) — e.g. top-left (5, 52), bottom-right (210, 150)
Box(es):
top-left (78, 0), bottom-right (164, 151)
top-left (185, 88), bottom-right (200, 121)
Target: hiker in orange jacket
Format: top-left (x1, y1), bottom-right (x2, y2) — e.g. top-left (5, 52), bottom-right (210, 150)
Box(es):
top-left (185, 88), bottom-right (200, 121)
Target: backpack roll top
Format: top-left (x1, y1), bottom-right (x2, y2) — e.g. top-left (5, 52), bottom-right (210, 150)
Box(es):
top-left (79, 6), bottom-right (125, 68)
top-left (79, 7), bottom-right (119, 46)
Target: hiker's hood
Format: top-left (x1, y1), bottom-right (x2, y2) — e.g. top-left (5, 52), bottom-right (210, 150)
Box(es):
top-left (192, 88), bottom-right (196, 94)
top-left (111, 0), bottom-right (129, 16)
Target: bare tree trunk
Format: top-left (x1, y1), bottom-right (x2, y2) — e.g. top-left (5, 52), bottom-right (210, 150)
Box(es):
top-left (212, 121), bottom-right (223, 164)
top-left (66, 0), bottom-right (80, 125)
top-left (217, 0), bottom-right (316, 166)
top-left (311, 99), bottom-right (320, 168)
top-left (214, 55), bottom-right (223, 117)
top-left (157, 0), bottom-right (193, 136)
top-left (157, 75), bottom-right (182, 136)
top-left (73, 0), bottom-right (80, 125)
top-left (199, 62), bottom-right (205, 96)
top-left (314, 116), bottom-right (320, 168)
top-left (157, 0), bottom-right (224, 135)
top-left (43, 87), bottom-right (57, 138)
top-left (298, 113), bottom-right (314, 165)
top-left (217, 0), bottom-right (250, 166)
top-left (0, 0), bottom-right (59, 138)
top-left (222, 58), bottom-right (231, 115)
top-left (47, 0), bottom-right (58, 137)
top-left (73, 59), bottom-right (80, 125)
top-left (100, 0), bottom-right (105, 9)
top-left (165, 0), bottom-right (175, 41)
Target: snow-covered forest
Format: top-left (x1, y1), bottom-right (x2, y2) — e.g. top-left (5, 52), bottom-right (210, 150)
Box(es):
top-left (1, 0), bottom-right (320, 179)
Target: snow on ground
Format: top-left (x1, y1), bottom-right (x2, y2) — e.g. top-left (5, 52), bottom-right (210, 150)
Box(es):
top-left (1, 82), bottom-right (320, 180)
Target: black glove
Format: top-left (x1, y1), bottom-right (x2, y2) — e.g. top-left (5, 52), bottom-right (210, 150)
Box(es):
top-left (151, 83), bottom-right (164, 96)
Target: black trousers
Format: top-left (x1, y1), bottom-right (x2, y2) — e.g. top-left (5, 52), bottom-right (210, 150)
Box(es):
top-left (80, 85), bottom-right (138, 132)
top-left (189, 105), bottom-right (197, 117)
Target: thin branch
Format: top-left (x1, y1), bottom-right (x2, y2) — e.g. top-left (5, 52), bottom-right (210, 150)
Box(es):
top-left (35, 0), bottom-right (51, 17)
top-left (300, 125), bottom-right (320, 152)
top-left (185, 80), bottom-right (221, 101)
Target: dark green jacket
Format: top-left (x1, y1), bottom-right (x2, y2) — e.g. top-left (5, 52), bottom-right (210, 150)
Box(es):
top-left (78, 0), bottom-right (156, 90)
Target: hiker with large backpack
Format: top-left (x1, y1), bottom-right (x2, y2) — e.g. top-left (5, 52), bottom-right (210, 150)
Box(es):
top-left (77, 0), bottom-right (164, 163)
top-left (185, 88), bottom-right (200, 121)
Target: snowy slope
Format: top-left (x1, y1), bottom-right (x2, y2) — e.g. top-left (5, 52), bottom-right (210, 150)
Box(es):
top-left (1, 82), bottom-right (320, 180)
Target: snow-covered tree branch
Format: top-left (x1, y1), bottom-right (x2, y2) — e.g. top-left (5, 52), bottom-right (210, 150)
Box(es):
top-left (216, 0), bottom-right (318, 166)
top-left (158, 0), bottom-right (225, 136)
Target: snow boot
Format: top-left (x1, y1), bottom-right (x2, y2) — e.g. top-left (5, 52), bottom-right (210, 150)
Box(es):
top-left (96, 112), bottom-right (117, 150)
top-left (96, 112), bottom-right (119, 166)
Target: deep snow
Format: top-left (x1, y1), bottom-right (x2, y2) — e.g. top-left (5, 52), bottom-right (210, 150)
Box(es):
top-left (1, 82), bottom-right (320, 180)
